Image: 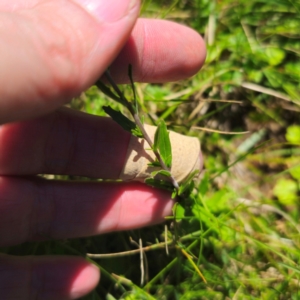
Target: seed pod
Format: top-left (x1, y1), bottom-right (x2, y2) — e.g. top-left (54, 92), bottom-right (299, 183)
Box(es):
top-left (120, 124), bottom-right (202, 183)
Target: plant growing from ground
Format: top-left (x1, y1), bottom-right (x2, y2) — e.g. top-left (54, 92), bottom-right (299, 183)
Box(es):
top-left (96, 66), bottom-right (199, 200)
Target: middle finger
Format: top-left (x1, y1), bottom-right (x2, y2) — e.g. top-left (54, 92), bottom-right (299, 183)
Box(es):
top-left (0, 107), bottom-right (130, 178)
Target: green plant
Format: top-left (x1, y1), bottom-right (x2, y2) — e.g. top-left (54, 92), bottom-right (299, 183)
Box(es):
top-left (96, 67), bottom-right (201, 199)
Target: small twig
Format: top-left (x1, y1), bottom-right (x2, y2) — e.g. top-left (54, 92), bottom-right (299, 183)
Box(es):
top-left (241, 81), bottom-right (294, 103)
top-left (165, 224), bottom-right (169, 256)
top-left (180, 248), bottom-right (207, 283)
top-left (86, 240), bottom-right (175, 259)
top-left (139, 238), bottom-right (145, 285)
top-left (191, 126), bottom-right (249, 135)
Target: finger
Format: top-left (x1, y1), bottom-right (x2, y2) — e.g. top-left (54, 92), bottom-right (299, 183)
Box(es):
top-left (0, 107), bottom-right (203, 181)
top-left (108, 18), bottom-right (206, 83)
top-left (0, 254), bottom-right (99, 300)
top-left (0, 0), bottom-right (205, 125)
top-left (0, 0), bottom-right (140, 123)
top-left (0, 108), bottom-right (131, 177)
top-left (0, 176), bottom-right (173, 246)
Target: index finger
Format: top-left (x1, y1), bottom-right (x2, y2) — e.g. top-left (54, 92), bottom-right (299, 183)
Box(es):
top-left (0, 108), bottom-right (130, 178)
top-left (108, 18), bottom-right (206, 83)
top-left (0, 3), bottom-right (205, 124)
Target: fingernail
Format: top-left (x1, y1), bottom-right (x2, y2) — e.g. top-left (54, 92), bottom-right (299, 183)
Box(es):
top-left (75, 0), bottom-right (139, 23)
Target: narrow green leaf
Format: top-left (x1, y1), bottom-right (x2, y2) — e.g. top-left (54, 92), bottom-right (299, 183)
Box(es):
top-left (153, 121), bottom-right (172, 168)
top-left (128, 64), bottom-right (138, 114)
top-left (184, 169), bottom-right (199, 184)
top-left (148, 161), bottom-right (161, 167)
top-left (95, 81), bottom-right (124, 104)
top-left (103, 106), bottom-right (142, 137)
top-left (171, 189), bottom-right (178, 199)
top-left (172, 203), bottom-right (185, 220)
top-left (178, 180), bottom-right (195, 197)
top-left (145, 178), bottom-right (174, 192)
top-left (151, 170), bottom-right (171, 178)
top-left (131, 128), bottom-right (143, 138)
top-left (153, 125), bottom-right (159, 151)
top-left (178, 170), bottom-right (199, 196)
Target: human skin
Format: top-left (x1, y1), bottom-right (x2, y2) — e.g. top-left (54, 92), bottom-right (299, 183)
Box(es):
top-left (0, 0), bottom-right (206, 299)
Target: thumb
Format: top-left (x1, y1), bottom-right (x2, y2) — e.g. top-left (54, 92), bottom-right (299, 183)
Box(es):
top-left (0, 0), bottom-right (140, 124)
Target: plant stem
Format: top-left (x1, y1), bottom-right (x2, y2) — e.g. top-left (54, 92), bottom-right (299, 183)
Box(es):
top-left (104, 70), bottom-right (179, 190)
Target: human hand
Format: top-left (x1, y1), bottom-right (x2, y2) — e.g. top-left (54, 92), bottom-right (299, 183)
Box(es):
top-left (0, 0), bottom-right (206, 299)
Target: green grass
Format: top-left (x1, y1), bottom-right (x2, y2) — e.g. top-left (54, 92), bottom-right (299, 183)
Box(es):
top-left (3, 0), bottom-right (300, 299)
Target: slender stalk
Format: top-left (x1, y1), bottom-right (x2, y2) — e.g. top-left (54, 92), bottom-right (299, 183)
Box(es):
top-left (104, 71), bottom-right (179, 190)
top-left (87, 240), bottom-right (175, 259)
